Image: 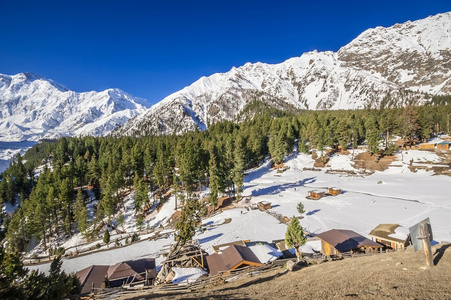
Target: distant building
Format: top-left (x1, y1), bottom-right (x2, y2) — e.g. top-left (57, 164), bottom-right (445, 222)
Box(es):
top-left (257, 201), bottom-right (271, 211)
top-left (328, 187), bottom-right (341, 196)
top-left (307, 190), bottom-right (326, 200)
top-left (316, 229), bottom-right (383, 257)
top-left (437, 142), bottom-right (450, 151)
top-left (418, 143), bottom-right (435, 150)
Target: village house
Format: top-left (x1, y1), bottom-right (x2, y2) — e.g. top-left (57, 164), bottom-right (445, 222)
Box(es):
top-left (206, 244), bottom-right (261, 276)
top-left (436, 142), bottom-right (451, 151)
top-left (307, 190), bottom-right (326, 200)
top-left (327, 187), bottom-right (341, 196)
top-left (257, 201), bottom-right (271, 211)
top-left (368, 224), bottom-right (410, 250)
top-left (316, 229), bottom-right (383, 257)
top-left (76, 258), bottom-right (157, 294)
top-left (76, 265), bottom-right (110, 294)
top-left (418, 143), bottom-right (436, 150)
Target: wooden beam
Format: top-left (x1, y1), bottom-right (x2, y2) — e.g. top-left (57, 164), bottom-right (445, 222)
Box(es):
top-left (419, 222), bottom-right (434, 267)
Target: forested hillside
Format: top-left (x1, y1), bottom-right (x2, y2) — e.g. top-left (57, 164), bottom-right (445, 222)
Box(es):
top-left (1, 101), bottom-right (450, 255)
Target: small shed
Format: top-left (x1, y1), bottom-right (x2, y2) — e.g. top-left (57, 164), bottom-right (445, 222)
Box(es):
top-left (368, 224), bottom-right (410, 250)
top-left (257, 201), bottom-right (271, 211)
top-left (328, 187), bottom-right (341, 196)
top-left (436, 142), bottom-right (450, 151)
top-left (107, 258), bottom-right (157, 287)
top-left (307, 190), bottom-right (326, 200)
top-left (419, 143), bottom-right (435, 149)
top-left (206, 245), bottom-right (261, 276)
top-left (316, 229), bottom-right (383, 257)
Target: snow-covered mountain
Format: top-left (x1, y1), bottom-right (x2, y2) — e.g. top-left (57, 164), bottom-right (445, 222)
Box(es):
top-left (0, 72), bottom-right (150, 142)
top-left (117, 12), bottom-right (451, 137)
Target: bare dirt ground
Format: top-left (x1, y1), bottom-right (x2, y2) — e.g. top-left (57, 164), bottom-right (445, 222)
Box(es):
top-left (122, 243), bottom-right (451, 300)
top-left (352, 152), bottom-right (396, 172)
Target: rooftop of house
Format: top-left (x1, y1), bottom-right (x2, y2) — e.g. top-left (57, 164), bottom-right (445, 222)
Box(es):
top-left (317, 229), bottom-right (383, 253)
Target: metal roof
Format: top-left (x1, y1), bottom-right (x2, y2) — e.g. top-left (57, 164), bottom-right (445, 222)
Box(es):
top-left (317, 229), bottom-right (382, 253)
top-left (206, 244), bottom-right (261, 276)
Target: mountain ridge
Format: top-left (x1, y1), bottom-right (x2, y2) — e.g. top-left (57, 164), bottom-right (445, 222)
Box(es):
top-left (0, 72), bottom-right (151, 142)
top-left (116, 12), bottom-right (451, 137)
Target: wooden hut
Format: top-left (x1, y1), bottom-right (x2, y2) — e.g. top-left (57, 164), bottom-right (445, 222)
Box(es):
top-left (206, 245), bottom-right (261, 276)
top-left (418, 143), bottom-right (435, 149)
top-left (107, 258), bottom-right (157, 287)
top-left (436, 142), bottom-right (450, 151)
top-left (328, 187), bottom-right (341, 196)
top-left (75, 258), bottom-right (157, 294)
top-left (257, 201), bottom-right (271, 211)
top-left (368, 224), bottom-right (410, 250)
top-left (317, 229), bottom-right (383, 257)
top-left (307, 190), bottom-right (326, 200)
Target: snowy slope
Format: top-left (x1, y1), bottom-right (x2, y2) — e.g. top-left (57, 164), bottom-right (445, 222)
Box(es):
top-left (29, 149), bottom-right (451, 275)
top-left (338, 12), bottom-right (451, 94)
top-left (0, 72), bottom-right (151, 142)
top-left (117, 12), bottom-right (451, 137)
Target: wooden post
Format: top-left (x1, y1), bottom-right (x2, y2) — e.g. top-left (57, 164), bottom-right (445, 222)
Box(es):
top-left (419, 222), bottom-right (434, 267)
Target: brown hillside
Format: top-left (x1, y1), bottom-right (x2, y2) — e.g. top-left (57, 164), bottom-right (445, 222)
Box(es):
top-left (123, 243), bottom-right (451, 300)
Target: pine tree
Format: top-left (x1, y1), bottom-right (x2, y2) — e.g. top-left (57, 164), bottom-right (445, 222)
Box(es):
top-left (365, 117), bottom-right (381, 155)
top-left (232, 135), bottom-right (246, 201)
top-left (136, 213), bottom-right (144, 231)
top-left (103, 229), bottom-right (110, 244)
top-left (208, 143), bottom-right (219, 208)
top-left (285, 217), bottom-right (306, 262)
top-left (175, 198), bottom-right (202, 246)
top-left (74, 190), bottom-right (88, 234)
top-left (59, 178), bottom-right (73, 236)
top-left (297, 202), bottom-right (305, 215)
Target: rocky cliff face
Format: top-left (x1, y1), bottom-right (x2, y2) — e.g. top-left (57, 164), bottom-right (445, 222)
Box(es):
top-left (117, 12), bottom-right (451, 137)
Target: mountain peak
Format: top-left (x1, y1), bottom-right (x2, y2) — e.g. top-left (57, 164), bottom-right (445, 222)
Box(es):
top-left (0, 73), bottom-right (150, 142)
top-left (117, 12), bottom-right (451, 137)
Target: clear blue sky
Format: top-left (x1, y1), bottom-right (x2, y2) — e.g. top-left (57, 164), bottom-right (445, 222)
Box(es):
top-left (1, 0), bottom-right (450, 104)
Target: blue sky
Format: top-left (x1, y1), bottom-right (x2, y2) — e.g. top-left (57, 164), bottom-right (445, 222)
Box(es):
top-left (1, 0), bottom-right (450, 104)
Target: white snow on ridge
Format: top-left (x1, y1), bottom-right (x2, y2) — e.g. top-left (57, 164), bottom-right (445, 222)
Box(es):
top-left (0, 73), bottom-right (150, 142)
top-left (120, 12), bottom-right (451, 136)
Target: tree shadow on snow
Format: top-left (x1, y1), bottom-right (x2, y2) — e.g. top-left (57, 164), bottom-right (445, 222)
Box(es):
top-left (244, 162), bottom-right (273, 183)
top-left (306, 209), bottom-right (321, 216)
top-left (198, 233), bottom-right (223, 244)
top-left (251, 177), bottom-right (316, 197)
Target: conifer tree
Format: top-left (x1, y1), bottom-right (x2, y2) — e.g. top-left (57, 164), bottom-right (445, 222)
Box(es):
top-left (175, 198), bottom-right (202, 246)
top-left (103, 229), bottom-right (110, 244)
top-left (232, 135), bottom-right (246, 201)
top-left (59, 178), bottom-right (73, 236)
top-left (208, 143), bottom-right (220, 208)
top-left (285, 217), bottom-right (306, 262)
top-left (297, 202), bottom-right (305, 215)
top-left (74, 190), bottom-right (88, 234)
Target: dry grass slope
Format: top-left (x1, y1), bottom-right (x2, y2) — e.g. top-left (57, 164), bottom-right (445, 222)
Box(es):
top-left (123, 243), bottom-right (451, 300)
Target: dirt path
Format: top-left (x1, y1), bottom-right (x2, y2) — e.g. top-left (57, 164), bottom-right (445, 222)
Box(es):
top-left (120, 243), bottom-right (451, 300)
